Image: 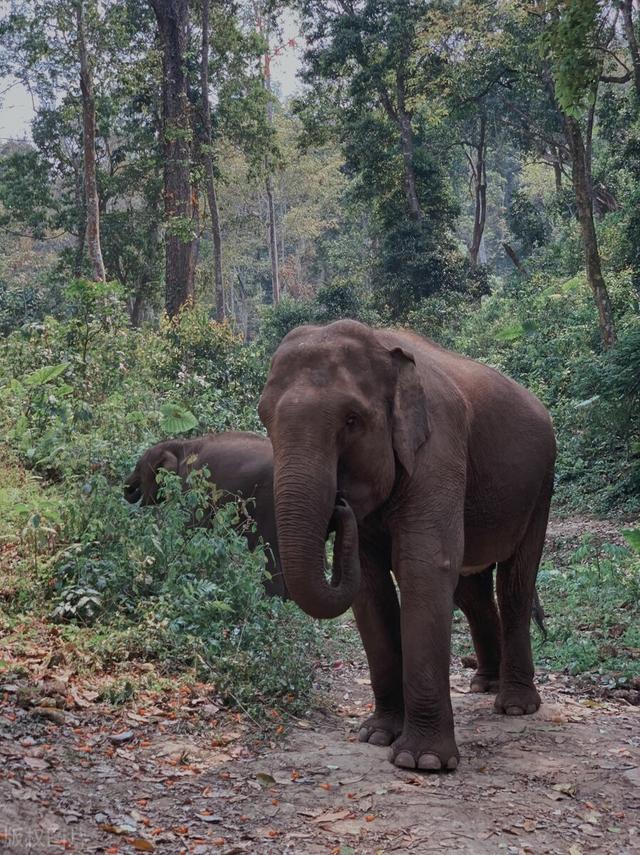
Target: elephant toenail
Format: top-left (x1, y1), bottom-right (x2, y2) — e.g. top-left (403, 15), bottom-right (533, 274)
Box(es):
top-left (392, 750), bottom-right (416, 769)
top-left (417, 753), bottom-right (441, 771)
top-left (358, 728), bottom-right (370, 743)
top-left (506, 705), bottom-right (524, 716)
top-left (446, 756), bottom-right (459, 770)
top-left (369, 730), bottom-right (393, 746)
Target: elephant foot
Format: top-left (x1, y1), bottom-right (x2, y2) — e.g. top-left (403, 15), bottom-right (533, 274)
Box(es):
top-left (388, 730), bottom-right (459, 772)
top-left (358, 710), bottom-right (404, 747)
top-left (470, 671), bottom-right (500, 694)
top-left (494, 683), bottom-right (541, 716)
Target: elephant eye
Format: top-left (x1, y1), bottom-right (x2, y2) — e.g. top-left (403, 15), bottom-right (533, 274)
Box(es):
top-left (345, 414), bottom-right (359, 429)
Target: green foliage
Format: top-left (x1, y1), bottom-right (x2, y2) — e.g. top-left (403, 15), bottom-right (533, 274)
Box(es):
top-left (0, 291), bottom-right (327, 718)
top-left (259, 283), bottom-right (381, 354)
top-left (507, 190), bottom-right (550, 256)
top-left (540, 0), bottom-right (601, 115)
top-left (622, 529), bottom-right (640, 553)
top-left (47, 470), bottom-right (322, 716)
top-left (535, 537), bottom-right (640, 678)
top-left (159, 403), bottom-right (198, 436)
top-left (407, 269), bottom-right (640, 513)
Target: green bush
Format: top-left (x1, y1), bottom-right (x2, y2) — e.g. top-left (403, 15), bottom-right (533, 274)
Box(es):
top-left (48, 470), bottom-right (322, 717)
top-left (535, 537), bottom-right (640, 678)
top-left (412, 269), bottom-right (640, 513)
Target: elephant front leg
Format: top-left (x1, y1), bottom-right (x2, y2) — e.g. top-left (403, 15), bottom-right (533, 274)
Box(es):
top-left (352, 544), bottom-right (404, 747)
top-left (388, 532), bottom-right (461, 772)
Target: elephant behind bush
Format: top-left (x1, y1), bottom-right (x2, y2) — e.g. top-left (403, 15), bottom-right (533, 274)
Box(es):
top-left (124, 432), bottom-right (287, 599)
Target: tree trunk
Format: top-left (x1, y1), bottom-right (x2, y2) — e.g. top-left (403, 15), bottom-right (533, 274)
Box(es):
top-left (200, 0), bottom-right (224, 322)
top-left (468, 114), bottom-right (487, 267)
top-left (261, 23), bottom-right (280, 304)
top-left (503, 242), bottom-right (527, 275)
top-left (564, 115), bottom-right (616, 349)
top-left (552, 147), bottom-right (563, 192)
top-left (77, 0), bottom-right (106, 282)
top-left (149, 0), bottom-right (195, 318)
top-left (265, 172), bottom-right (280, 304)
top-left (622, 0), bottom-right (640, 101)
top-left (396, 76), bottom-right (421, 221)
top-left (72, 154), bottom-right (86, 277)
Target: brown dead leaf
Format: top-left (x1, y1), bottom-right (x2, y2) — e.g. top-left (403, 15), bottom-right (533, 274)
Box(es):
top-left (313, 810), bottom-right (351, 825)
top-left (323, 820), bottom-right (362, 837)
top-left (129, 838), bottom-right (155, 852)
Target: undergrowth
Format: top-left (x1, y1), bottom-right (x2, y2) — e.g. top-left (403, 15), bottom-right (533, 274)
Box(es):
top-left (535, 537), bottom-right (640, 680)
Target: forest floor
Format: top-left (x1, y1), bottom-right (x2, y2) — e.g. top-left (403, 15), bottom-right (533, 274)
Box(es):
top-left (1, 517), bottom-right (639, 855)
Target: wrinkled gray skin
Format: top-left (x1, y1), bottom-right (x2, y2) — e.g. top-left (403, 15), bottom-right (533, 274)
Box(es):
top-left (259, 320), bottom-right (556, 772)
top-left (124, 432), bottom-right (287, 599)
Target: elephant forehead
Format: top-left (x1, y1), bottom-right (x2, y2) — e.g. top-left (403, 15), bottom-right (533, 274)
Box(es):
top-left (273, 337), bottom-right (388, 387)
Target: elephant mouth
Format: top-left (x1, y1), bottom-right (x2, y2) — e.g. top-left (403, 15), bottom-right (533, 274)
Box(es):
top-left (325, 492), bottom-right (346, 538)
top-left (328, 494), bottom-right (351, 587)
top-left (124, 481), bottom-right (142, 504)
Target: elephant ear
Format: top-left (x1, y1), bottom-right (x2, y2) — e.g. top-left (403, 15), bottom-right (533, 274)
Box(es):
top-left (141, 447), bottom-right (180, 501)
top-left (389, 347), bottom-right (430, 476)
top-left (157, 449), bottom-right (179, 476)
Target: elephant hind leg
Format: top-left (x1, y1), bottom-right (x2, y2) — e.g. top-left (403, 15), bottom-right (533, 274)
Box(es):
top-left (494, 483), bottom-right (552, 716)
top-left (454, 566), bottom-right (501, 693)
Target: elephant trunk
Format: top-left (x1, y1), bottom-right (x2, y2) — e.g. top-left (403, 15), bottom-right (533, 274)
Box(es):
top-left (274, 454), bottom-right (360, 619)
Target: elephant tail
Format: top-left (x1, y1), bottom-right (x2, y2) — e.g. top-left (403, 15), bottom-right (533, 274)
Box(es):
top-left (531, 588), bottom-right (547, 641)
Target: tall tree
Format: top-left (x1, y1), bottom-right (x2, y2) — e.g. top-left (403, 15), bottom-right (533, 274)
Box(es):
top-left (148, 0), bottom-right (196, 317)
top-left (543, 0), bottom-right (617, 348)
top-left (298, 0), bottom-right (430, 222)
top-left (262, 36), bottom-right (281, 305)
top-left (0, 0), bottom-right (109, 280)
top-left (466, 113), bottom-right (487, 267)
top-left (254, 2), bottom-right (281, 304)
top-left (77, 0), bottom-right (106, 282)
top-left (295, 0), bottom-right (467, 316)
top-left (621, 0), bottom-right (640, 101)
top-left (199, 0), bottom-right (225, 321)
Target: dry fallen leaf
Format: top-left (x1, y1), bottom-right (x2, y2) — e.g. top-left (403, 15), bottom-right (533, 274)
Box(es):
top-left (313, 810), bottom-right (351, 824)
top-left (129, 838), bottom-right (155, 852)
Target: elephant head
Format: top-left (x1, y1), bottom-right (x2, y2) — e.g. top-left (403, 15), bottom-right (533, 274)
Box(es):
top-left (258, 320), bottom-right (429, 620)
top-left (124, 441), bottom-right (181, 505)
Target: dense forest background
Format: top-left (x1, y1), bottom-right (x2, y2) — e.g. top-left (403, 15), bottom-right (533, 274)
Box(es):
top-left (0, 0), bottom-right (639, 713)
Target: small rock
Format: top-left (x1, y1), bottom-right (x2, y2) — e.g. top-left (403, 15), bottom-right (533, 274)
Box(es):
top-left (201, 704), bottom-right (220, 718)
top-left (109, 730), bottom-right (135, 745)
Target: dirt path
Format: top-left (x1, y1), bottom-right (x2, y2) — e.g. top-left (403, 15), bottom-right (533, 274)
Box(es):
top-left (1, 513), bottom-right (639, 854)
top-left (1, 647), bottom-right (639, 854)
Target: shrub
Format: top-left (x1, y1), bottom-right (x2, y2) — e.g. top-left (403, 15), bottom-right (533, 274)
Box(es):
top-left (49, 470), bottom-right (323, 717)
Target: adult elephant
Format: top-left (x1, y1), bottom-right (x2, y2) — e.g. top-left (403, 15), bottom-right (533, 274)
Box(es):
top-left (124, 432), bottom-right (287, 599)
top-left (258, 320), bottom-right (556, 772)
